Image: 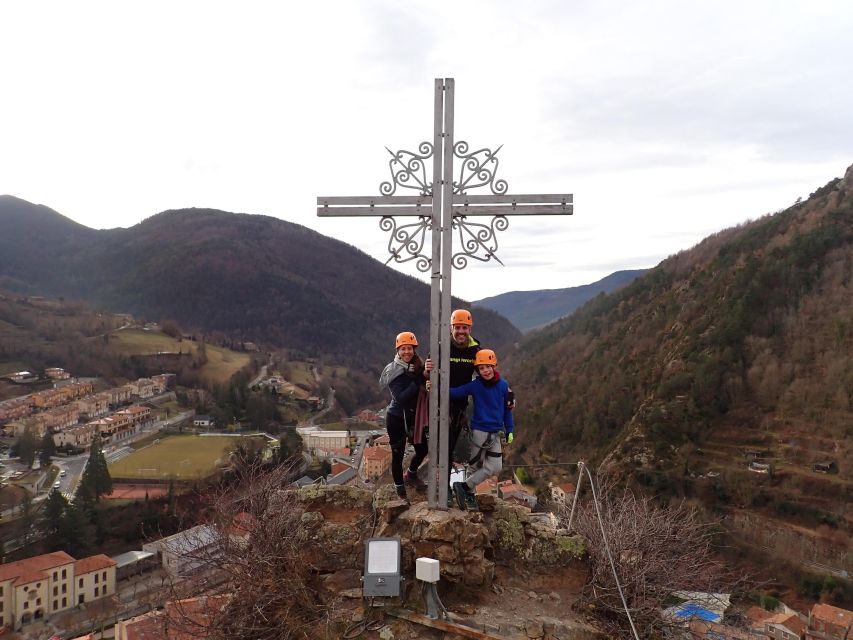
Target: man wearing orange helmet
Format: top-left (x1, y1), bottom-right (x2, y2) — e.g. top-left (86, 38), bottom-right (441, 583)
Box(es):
top-left (448, 348), bottom-right (514, 511)
top-left (379, 331), bottom-right (429, 502)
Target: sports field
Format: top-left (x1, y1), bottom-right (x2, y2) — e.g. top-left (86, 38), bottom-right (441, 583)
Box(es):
top-left (107, 434), bottom-right (259, 479)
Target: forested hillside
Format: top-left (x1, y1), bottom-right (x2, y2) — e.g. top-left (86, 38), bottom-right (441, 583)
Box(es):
top-left (0, 199), bottom-right (520, 367)
top-left (509, 164), bottom-right (853, 590)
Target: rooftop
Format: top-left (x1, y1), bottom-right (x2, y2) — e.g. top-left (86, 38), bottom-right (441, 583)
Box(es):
top-left (74, 554), bottom-right (117, 575)
top-left (0, 551), bottom-right (75, 583)
top-left (811, 602), bottom-right (853, 628)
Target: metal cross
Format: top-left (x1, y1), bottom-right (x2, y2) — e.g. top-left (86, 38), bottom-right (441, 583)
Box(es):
top-left (318, 78), bottom-right (573, 509)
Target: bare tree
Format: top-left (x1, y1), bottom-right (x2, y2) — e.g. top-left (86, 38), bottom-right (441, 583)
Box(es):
top-left (163, 459), bottom-right (331, 639)
top-left (556, 475), bottom-right (750, 639)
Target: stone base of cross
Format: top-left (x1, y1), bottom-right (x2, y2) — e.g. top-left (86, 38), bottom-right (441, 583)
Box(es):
top-left (318, 78), bottom-right (573, 509)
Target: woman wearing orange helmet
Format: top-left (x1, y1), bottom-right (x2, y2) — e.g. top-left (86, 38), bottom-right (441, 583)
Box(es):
top-left (448, 348), bottom-right (515, 510)
top-left (378, 331), bottom-right (429, 502)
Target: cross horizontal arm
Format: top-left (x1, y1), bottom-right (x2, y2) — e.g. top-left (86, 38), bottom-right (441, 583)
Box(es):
top-left (451, 204), bottom-right (573, 216)
top-left (452, 193), bottom-right (573, 205)
top-left (318, 205), bottom-right (432, 217)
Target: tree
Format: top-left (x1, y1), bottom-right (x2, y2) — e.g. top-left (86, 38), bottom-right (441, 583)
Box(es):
top-left (57, 503), bottom-right (91, 556)
top-left (80, 435), bottom-right (113, 502)
top-left (39, 430), bottom-right (56, 466)
top-left (12, 429), bottom-right (37, 467)
top-left (41, 489), bottom-right (69, 539)
top-left (556, 476), bottom-right (748, 639)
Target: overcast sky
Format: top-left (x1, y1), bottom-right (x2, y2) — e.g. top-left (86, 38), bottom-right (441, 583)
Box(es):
top-left (1, 1), bottom-right (851, 300)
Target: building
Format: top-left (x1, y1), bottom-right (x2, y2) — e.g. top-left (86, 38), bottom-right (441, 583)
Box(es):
top-left (142, 525), bottom-right (219, 578)
top-left (45, 368), bottom-right (70, 380)
top-left (115, 404), bottom-right (152, 428)
top-left (108, 385), bottom-right (134, 407)
top-left (499, 480), bottom-right (537, 509)
top-left (0, 551), bottom-right (116, 631)
top-left (193, 415), bottom-right (214, 428)
top-left (114, 595), bottom-right (228, 639)
top-left (549, 482), bottom-right (576, 504)
top-left (303, 430), bottom-right (350, 450)
top-left (76, 392), bottom-right (112, 420)
top-left (54, 422), bottom-right (98, 449)
top-left (764, 612), bottom-right (806, 640)
top-left (132, 378), bottom-right (156, 399)
top-left (806, 603), bottom-right (853, 640)
top-left (0, 396), bottom-right (33, 424)
top-left (362, 446), bottom-right (392, 480)
top-left (689, 620), bottom-right (770, 639)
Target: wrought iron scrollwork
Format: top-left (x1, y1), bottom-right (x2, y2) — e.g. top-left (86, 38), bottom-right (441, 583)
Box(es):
top-left (451, 215), bottom-right (509, 269)
top-left (379, 142), bottom-right (434, 196)
top-left (452, 141), bottom-right (508, 195)
top-left (380, 215), bottom-right (433, 272)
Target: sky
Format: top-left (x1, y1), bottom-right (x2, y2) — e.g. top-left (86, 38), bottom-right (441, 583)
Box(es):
top-left (1, 1), bottom-right (852, 300)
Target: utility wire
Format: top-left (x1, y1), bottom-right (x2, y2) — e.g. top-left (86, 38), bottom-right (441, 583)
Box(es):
top-left (579, 462), bottom-right (641, 640)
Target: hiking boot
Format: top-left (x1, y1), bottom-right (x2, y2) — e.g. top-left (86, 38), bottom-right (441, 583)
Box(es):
top-left (452, 482), bottom-right (470, 511)
top-left (395, 484), bottom-right (409, 503)
top-left (403, 470), bottom-right (426, 489)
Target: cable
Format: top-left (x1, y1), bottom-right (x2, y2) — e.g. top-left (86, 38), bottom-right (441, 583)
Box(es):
top-left (580, 462), bottom-right (641, 640)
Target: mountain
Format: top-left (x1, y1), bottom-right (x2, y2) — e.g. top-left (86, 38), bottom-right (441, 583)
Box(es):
top-left (0, 197), bottom-right (521, 366)
top-left (509, 164), bottom-right (853, 586)
top-left (473, 269), bottom-right (648, 332)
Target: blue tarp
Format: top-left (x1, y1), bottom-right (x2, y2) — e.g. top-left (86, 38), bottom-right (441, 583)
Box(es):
top-left (673, 603), bottom-right (721, 622)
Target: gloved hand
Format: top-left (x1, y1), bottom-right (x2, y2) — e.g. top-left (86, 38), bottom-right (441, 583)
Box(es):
top-left (425, 380), bottom-right (432, 392)
top-left (506, 433), bottom-right (514, 445)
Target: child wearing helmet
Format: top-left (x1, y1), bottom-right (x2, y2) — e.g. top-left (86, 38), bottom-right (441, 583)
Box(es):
top-left (448, 348), bottom-right (514, 510)
top-left (378, 331), bottom-right (429, 502)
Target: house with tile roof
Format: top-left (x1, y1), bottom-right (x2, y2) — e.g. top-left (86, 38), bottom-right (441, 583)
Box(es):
top-left (0, 551), bottom-right (116, 631)
top-left (806, 602), bottom-right (853, 640)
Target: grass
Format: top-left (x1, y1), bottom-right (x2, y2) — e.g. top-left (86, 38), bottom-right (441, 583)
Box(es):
top-left (106, 328), bottom-right (250, 385)
top-left (107, 434), bottom-right (262, 479)
top-left (285, 362), bottom-right (315, 387)
top-left (0, 361), bottom-right (29, 377)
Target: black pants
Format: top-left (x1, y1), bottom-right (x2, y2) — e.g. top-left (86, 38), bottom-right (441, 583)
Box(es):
top-left (386, 412), bottom-right (428, 486)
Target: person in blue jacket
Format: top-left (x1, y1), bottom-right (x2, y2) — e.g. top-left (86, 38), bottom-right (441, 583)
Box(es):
top-left (449, 348), bottom-right (514, 510)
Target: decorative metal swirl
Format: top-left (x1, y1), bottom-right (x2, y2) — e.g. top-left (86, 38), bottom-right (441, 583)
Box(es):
top-left (380, 216), bottom-right (433, 272)
top-left (451, 215), bottom-right (509, 269)
top-left (379, 142), bottom-right (434, 196)
top-left (452, 141), bottom-right (509, 195)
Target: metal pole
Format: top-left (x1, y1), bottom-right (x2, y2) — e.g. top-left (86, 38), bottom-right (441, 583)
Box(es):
top-left (427, 79), bottom-right (443, 509)
top-left (437, 78), bottom-right (455, 509)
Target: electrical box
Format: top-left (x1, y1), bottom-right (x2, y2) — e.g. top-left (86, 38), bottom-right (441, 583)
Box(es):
top-left (416, 557), bottom-right (440, 583)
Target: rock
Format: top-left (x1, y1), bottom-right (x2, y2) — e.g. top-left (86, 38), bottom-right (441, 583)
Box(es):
top-left (525, 620), bottom-right (544, 638)
top-left (300, 510), bottom-right (324, 525)
top-left (378, 625), bottom-right (395, 640)
top-left (528, 590), bottom-right (538, 600)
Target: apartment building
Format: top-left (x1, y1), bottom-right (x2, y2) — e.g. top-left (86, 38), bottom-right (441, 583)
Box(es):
top-left (0, 551), bottom-right (115, 631)
top-left (54, 423), bottom-right (98, 449)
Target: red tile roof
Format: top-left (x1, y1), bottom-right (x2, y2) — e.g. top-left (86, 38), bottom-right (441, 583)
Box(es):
top-left (0, 551), bottom-right (75, 583)
top-left (557, 482), bottom-right (575, 493)
top-left (765, 612), bottom-right (805, 635)
top-left (13, 569), bottom-right (49, 587)
top-left (364, 447), bottom-right (391, 461)
top-left (811, 603), bottom-right (853, 628)
top-left (74, 554), bottom-right (116, 575)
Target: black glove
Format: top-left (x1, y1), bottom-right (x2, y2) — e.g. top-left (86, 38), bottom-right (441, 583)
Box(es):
top-left (506, 390), bottom-right (515, 410)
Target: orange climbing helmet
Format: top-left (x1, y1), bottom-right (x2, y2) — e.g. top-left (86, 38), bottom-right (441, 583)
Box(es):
top-left (395, 331), bottom-right (418, 349)
top-left (474, 349), bottom-right (497, 367)
top-left (450, 309), bottom-right (473, 326)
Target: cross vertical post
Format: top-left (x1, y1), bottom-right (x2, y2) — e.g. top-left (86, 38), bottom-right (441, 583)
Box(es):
top-left (427, 78), bottom-right (445, 508)
top-left (317, 77), bottom-right (573, 510)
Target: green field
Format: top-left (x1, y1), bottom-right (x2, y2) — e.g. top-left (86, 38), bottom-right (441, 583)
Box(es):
top-left (107, 328), bottom-right (250, 384)
top-left (108, 434), bottom-right (261, 479)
